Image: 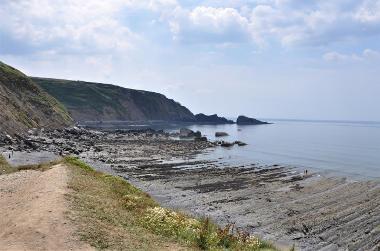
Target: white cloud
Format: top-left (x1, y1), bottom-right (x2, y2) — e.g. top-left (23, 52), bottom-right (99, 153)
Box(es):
top-left (168, 6), bottom-right (251, 42)
top-left (160, 1), bottom-right (380, 47)
top-left (323, 52), bottom-right (351, 62)
top-left (0, 0), bottom-right (146, 55)
top-left (363, 48), bottom-right (380, 58)
top-left (188, 7), bottom-right (248, 32)
top-left (2, 0), bottom-right (380, 54)
top-left (323, 49), bottom-right (380, 62)
top-left (355, 0), bottom-right (380, 23)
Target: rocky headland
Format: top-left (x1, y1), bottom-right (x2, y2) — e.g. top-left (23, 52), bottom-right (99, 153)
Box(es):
top-left (237, 115), bottom-right (270, 125)
top-left (194, 113), bottom-right (234, 124)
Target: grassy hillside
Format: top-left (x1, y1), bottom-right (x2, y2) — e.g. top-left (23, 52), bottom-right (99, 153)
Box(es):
top-left (0, 62), bottom-right (73, 134)
top-left (33, 77), bottom-right (195, 122)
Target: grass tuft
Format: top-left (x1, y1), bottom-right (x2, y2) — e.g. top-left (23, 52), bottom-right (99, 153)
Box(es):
top-left (65, 156), bottom-right (94, 172)
top-left (0, 155), bottom-right (13, 175)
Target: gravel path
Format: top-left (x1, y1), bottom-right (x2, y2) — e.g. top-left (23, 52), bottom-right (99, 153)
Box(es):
top-left (0, 164), bottom-right (93, 251)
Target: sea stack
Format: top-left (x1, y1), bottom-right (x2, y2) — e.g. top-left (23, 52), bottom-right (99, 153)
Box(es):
top-left (236, 115), bottom-right (270, 125)
top-left (194, 113), bottom-right (234, 124)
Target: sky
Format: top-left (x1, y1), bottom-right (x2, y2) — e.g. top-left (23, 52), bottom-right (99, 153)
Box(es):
top-left (1, 0), bottom-right (380, 121)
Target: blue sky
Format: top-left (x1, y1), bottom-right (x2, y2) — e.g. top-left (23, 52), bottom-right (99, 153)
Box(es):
top-left (1, 0), bottom-right (380, 121)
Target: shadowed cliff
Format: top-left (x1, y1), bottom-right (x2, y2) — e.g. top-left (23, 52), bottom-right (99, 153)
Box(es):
top-left (32, 77), bottom-right (195, 123)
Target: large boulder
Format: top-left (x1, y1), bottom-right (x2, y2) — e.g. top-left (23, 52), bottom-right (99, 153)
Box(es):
top-left (179, 128), bottom-right (202, 138)
top-left (195, 136), bottom-right (208, 142)
top-left (179, 128), bottom-right (193, 137)
top-left (220, 141), bottom-right (234, 147)
top-left (215, 132), bottom-right (229, 137)
top-left (234, 140), bottom-right (247, 146)
top-left (236, 115), bottom-right (269, 125)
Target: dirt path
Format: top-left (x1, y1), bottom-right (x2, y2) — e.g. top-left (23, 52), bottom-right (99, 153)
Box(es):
top-left (0, 164), bottom-right (93, 251)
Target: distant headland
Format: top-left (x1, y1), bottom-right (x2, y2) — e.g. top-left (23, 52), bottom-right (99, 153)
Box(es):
top-left (0, 61), bottom-right (269, 135)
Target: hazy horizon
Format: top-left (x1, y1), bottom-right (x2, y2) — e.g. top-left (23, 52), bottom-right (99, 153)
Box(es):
top-left (1, 0), bottom-right (379, 121)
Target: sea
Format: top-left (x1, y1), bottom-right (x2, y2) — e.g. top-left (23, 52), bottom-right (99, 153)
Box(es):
top-left (182, 119), bottom-right (380, 180)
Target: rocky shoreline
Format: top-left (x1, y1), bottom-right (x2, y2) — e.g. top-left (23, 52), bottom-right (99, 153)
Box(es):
top-left (1, 127), bottom-right (379, 251)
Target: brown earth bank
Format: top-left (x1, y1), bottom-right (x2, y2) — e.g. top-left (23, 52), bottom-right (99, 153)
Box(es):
top-left (1, 127), bottom-right (380, 250)
top-left (0, 164), bottom-right (93, 251)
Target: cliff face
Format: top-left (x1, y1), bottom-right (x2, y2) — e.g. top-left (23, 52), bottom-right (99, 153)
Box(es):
top-left (0, 62), bottom-right (73, 135)
top-left (32, 77), bottom-right (195, 123)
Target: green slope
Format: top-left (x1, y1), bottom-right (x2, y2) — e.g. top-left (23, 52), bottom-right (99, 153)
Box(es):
top-left (0, 62), bottom-right (73, 135)
top-left (32, 77), bottom-right (195, 122)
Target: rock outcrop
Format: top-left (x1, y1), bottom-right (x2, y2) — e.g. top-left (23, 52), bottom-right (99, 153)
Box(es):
top-left (195, 114), bottom-right (234, 124)
top-left (236, 115), bottom-right (269, 125)
top-left (179, 128), bottom-right (202, 139)
top-left (0, 62), bottom-right (73, 135)
top-left (215, 132), bottom-right (229, 137)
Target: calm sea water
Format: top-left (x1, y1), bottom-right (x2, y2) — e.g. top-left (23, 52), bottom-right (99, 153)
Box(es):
top-left (184, 120), bottom-right (380, 179)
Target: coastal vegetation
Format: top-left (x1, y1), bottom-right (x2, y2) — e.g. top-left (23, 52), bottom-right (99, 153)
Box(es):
top-left (0, 61), bottom-right (73, 135)
top-left (33, 77), bottom-right (195, 122)
top-left (0, 155), bottom-right (12, 175)
top-left (64, 156), bottom-right (277, 250)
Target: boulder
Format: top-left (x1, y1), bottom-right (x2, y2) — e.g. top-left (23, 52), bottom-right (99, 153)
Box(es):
top-left (234, 141), bottom-right (247, 146)
top-left (179, 128), bottom-right (202, 138)
top-left (0, 133), bottom-right (7, 146)
top-left (27, 128), bottom-right (39, 136)
top-left (215, 132), bottom-right (229, 137)
top-left (220, 141), bottom-right (234, 147)
top-left (4, 134), bottom-right (14, 144)
top-left (236, 115), bottom-right (269, 125)
top-left (193, 131), bottom-right (202, 138)
top-left (195, 136), bottom-right (208, 142)
top-left (179, 128), bottom-right (194, 138)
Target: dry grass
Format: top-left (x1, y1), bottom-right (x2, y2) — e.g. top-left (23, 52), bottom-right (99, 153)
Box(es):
top-left (64, 156), bottom-right (191, 251)
top-left (0, 155), bottom-right (13, 175)
top-left (64, 156), bottom-right (278, 251)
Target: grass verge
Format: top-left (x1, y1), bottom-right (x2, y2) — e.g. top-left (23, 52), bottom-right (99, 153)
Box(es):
top-left (64, 156), bottom-right (277, 251)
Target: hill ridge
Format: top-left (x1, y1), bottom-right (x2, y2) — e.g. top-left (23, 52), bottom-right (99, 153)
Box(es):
top-left (32, 77), bottom-right (195, 123)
